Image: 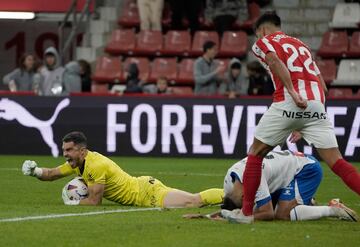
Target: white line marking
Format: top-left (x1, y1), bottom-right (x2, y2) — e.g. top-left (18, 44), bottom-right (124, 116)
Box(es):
top-left (0, 168), bottom-right (222, 177)
top-left (0, 207), bottom-right (161, 223)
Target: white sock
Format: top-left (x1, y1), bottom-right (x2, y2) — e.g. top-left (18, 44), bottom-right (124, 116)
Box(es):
top-left (290, 205), bottom-right (335, 221)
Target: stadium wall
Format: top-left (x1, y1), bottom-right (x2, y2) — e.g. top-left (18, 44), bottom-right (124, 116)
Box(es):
top-left (0, 95), bottom-right (360, 161)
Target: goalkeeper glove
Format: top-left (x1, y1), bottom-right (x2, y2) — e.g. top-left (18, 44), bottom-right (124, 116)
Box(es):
top-left (62, 186), bottom-right (80, 205)
top-left (22, 160), bottom-right (43, 178)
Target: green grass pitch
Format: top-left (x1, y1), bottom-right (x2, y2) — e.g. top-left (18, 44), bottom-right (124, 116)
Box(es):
top-left (0, 155), bottom-right (359, 247)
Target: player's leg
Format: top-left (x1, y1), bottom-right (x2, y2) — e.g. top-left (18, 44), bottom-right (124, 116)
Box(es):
top-left (242, 104), bottom-right (293, 216)
top-left (163, 188), bottom-right (224, 208)
top-left (300, 101), bottom-right (360, 195)
top-left (276, 158), bottom-right (323, 220)
top-left (316, 147), bottom-right (360, 195)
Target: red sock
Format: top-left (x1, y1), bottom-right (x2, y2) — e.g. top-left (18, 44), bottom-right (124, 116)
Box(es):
top-left (331, 159), bottom-right (360, 195)
top-left (242, 155), bottom-right (263, 216)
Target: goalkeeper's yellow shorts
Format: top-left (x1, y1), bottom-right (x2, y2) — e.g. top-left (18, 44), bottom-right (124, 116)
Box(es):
top-left (135, 176), bottom-right (174, 207)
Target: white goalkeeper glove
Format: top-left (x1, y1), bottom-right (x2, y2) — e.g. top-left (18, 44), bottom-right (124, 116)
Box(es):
top-left (22, 160), bottom-right (43, 178)
top-left (62, 186), bottom-right (80, 205)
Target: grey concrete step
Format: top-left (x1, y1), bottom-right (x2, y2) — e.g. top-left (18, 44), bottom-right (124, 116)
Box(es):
top-left (273, 0), bottom-right (340, 8)
top-left (282, 21), bottom-right (329, 36)
top-left (276, 8), bottom-right (332, 22)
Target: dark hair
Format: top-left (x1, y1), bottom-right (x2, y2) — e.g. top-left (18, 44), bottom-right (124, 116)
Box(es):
top-left (62, 131), bottom-right (87, 148)
top-left (247, 60), bottom-right (267, 74)
top-left (203, 40), bottom-right (216, 53)
top-left (254, 11), bottom-right (281, 30)
top-left (221, 196), bottom-right (241, 211)
top-left (18, 53), bottom-right (36, 73)
top-left (231, 62), bottom-right (241, 70)
top-left (78, 59), bottom-right (92, 76)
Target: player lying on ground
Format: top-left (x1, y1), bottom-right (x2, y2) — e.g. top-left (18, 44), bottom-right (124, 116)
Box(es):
top-left (221, 150), bottom-right (358, 222)
top-left (240, 11), bottom-right (360, 224)
top-left (22, 131), bottom-right (224, 207)
top-left (185, 150), bottom-right (358, 222)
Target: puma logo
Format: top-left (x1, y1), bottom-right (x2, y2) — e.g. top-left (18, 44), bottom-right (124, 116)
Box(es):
top-left (0, 98), bottom-right (70, 157)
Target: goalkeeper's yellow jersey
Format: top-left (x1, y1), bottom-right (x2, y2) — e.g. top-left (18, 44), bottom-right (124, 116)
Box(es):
top-left (58, 151), bottom-right (139, 205)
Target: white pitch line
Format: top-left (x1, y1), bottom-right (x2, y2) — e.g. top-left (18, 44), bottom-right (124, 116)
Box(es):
top-left (0, 207), bottom-right (162, 223)
top-left (0, 168), bottom-right (222, 177)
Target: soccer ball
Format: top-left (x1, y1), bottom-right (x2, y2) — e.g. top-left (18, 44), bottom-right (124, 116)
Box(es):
top-left (64, 177), bottom-right (88, 200)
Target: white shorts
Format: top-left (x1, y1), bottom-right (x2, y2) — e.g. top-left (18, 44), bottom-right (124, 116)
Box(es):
top-left (255, 100), bottom-right (338, 149)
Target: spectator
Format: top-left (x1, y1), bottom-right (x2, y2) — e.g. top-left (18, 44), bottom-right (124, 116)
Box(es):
top-left (137, 0), bottom-right (164, 31)
top-left (3, 53), bottom-right (37, 92)
top-left (193, 41), bottom-right (225, 95)
top-left (143, 76), bottom-right (172, 94)
top-left (247, 61), bottom-right (273, 96)
top-left (62, 61), bottom-right (82, 95)
top-left (219, 58), bottom-right (248, 98)
top-left (124, 63), bottom-right (143, 93)
top-left (34, 47), bottom-right (65, 96)
top-left (170, 0), bottom-right (203, 35)
top-left (205, 0), bottom-right (248, 37)
top-left (78, 59), bottom-right (92, 92)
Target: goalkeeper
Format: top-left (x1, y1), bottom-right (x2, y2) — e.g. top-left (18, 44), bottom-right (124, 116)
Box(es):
top-left (22, 131), bottom-right (223, 207)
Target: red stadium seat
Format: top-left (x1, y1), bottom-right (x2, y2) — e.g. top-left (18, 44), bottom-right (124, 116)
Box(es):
top-left (105, 29), bottom-right (136, 56)
top-left (149, 58), bottom-right (178, 82)
top-left (317, 31), bottom-right (348, 58)
top-left (91, 83), bottom-right (109, 93)
top-left (92, 56), bottom-right (122, 83)
top-left (354, 89), bottom-right (360, 98)
top-left (171, 86), bottom-right (193, 95)
top-left (135, 30), bottom-right (163, 56)
top-left (191, 31), bottom-right (220, 56)
top-left (118, 1), bottom-right (140, 27)
top-left (177, 59), bottom-right (195, 85)
top-left (315, 59), bottom-right (337, 84)
top-left (233, 2), bottom-right (260, 30)
top-left (219, 31), bottom-right (248, 57)
top-left (347, 31), bottom-right (360, 57)
top-left (328, 88), bottom-right (353, 98)
top-left (162, 30), bottom-right (191, 56)
top-left (123, 57), bottom-right (150, 82)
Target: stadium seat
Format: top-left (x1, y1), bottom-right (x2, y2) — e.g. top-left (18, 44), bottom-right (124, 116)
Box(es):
top-left (328, 88), bottom-right (353, 98)
top-left (135, 30), bottom-right (163, 56)
top-left (191, 31), bottom-right (220, 56)
top-left (105, 29), bottom-right (136, 56)
top-left (171, 86), bottom-right (194, 95)
top-left (162, 30), bottom-right (191, 56)
top-left (317, 31), bottom-right (348, 58)
top-left (92, 56), bottom-right (122, 83)
top-left (315, 59), bottom-right (337, 85)
top-left (219, 31), bottom-right (248, 57)
top-left (91, 82), bottom-right (109, 93)
top-left (333, 59), bottom-right (360, 86)
top-left (177, 59), bottom-right (195, 85)
top-left (123, 57), bottom-right (150, 82)
top-left (118, 1), bottom-right (140, 27)
top-left (149, 58), bottom-right (177, 82)
top-left (330, 3), bottom-right (360, 28)
top-left (233, 2), bottom-right (260, 30)
top-left (347, 32), bottom-right (360, 57)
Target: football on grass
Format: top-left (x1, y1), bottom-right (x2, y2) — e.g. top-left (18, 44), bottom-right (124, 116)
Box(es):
top-left (64, 177), bottom-right (88, 200)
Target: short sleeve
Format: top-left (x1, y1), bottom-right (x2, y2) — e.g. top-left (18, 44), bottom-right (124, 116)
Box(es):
top-left (313, 61), bottom-right (321, 75)
top-left (58, 163), bottom-right (76, 176)
top-left (252, 37), bottom-right (276, 60)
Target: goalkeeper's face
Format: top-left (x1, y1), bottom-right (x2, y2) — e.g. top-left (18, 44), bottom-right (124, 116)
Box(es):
top-left (62, 141), bottom-right (87, 168)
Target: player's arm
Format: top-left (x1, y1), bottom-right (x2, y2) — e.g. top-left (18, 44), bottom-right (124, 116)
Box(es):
top-left (22, 160), bottom-right (69, 181)
top-left (253, 200), bottom-right (275, 221)
top-left (265, 52), bottom-right (307, 108)
top-left (79, 183), bottom-right (104, 205)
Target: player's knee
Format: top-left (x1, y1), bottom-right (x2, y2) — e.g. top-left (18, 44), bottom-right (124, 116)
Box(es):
top-left (275, 211), bottom-right (290, 220)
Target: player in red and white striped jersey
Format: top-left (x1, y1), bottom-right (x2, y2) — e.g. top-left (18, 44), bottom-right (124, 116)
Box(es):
top-left (233, 12), bottom-right (360, 224)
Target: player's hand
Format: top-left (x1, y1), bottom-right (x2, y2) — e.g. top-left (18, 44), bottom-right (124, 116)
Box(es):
top-left (291, 92), bottom-right (307, 109)
top-left (289, 131), bottom-right (302, 143)
top-left (62, 187), bottom-right (80, 205)
top-left (22, 160), bottom-right (38, 176)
